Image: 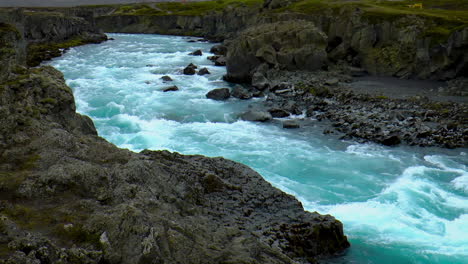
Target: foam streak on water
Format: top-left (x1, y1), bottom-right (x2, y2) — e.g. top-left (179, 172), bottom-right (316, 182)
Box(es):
top-left (48, 34), bottom-right (468, 264)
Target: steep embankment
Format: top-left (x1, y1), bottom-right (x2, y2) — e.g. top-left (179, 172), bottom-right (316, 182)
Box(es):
top-left (0, 7), bottom-right (107, 67)
top-left (85, 0), bottom-right (467, 81)
top-left (0, 8), bottom-right (349, 264)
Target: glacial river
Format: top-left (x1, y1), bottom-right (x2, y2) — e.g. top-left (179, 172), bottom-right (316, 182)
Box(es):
top-left (48, 33), bottom-right (468, 264)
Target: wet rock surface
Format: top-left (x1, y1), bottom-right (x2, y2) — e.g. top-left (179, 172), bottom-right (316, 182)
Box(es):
top-left (206, 88), bottom-right (230, 101)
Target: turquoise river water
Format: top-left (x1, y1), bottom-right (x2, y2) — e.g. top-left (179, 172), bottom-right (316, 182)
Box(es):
top-left (48, 34), bottom-right (468, 264)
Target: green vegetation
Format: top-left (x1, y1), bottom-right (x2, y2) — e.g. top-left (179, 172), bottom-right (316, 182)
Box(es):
top-left (27, 37), bottom-right (93, 67)
top-left (282, 0), bottom-right (467, 43)
top-left (103, 0), bottom-right (263, 16)
top-left (0, 155), bottom-right (39, 196)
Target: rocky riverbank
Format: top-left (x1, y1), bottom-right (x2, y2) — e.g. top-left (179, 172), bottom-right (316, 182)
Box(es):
top-left (219, 68), bottom-right (467, 148)
top-left (0, 7), bottom-right (349, 264)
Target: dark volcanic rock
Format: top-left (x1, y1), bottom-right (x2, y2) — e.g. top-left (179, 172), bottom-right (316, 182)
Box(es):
top-left (226, 21), bottom-right (327, 83)
top-left (206, 88), bottom-right (230, 100)
top-left (214, 56), bottom-right (227, 66)
top-left (241, 110), bottom-right (273, 122)
top-left (283, 120), bottom-right (300, 129)
top-left (183, 63), bottom-right (197, 75)
top-left (210, 44), bottom-right (228, 56)
top-left (269, 108), bottom-right (290, 118)
top-left (189, 49), bottom-right (203, 56)
top-left (163, 85), bottom-right (179, 92)
top-left (161, 75), bottom-right (173, 82)
top-left (231, 86), bottom-right (253, 100)
top-left (197, 67), bottom-right (211, 75)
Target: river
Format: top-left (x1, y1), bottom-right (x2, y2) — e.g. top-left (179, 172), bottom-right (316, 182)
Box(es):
top-left (48, 33), bottom-right (468, 264)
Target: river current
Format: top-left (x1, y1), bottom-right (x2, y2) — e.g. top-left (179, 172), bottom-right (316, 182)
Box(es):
top-left (48, 33), bottom-right (468, 264)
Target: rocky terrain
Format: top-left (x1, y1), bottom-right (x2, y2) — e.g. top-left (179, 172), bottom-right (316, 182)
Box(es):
top-left (0, 7), bottom-right (349, 264)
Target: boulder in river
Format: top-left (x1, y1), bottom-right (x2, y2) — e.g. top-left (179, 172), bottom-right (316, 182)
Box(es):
top-left (183, 63), bottom-right (197, 75)
top-left (189, 49), bottom-right (203, 56)
top-left (206, 88), bottom-right (231, 100)
top-left (163, 85), bottom-right (179, 92)
top-left (161, 75), bottom-right (173, 82)
top-left (283, 120), bottom-right (300, 129)
top-left (197, 67), bottom-right (211, 76)
top-left (241, 110), bottom-right (273, 122)
top-left (269, 108), bottom-right (290, 118)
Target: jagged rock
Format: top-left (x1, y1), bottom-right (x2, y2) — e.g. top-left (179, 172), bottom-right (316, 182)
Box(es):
top-left (207, 55), bottom-right (220, 62)
top-left (380, 134), bottom-right (401, 146)
top-left (269, 108), bottom-right (290, 118)
top-left (210, 44), bottom-right (227, 56)
top-left (226, 21), bottom-right (327, 83)
top-left (283, 120), bottom-right (300, 129)
top-left (206, 88), bottom-right (230, 100)
top-left (183, 63), bottom-right (197, 75)
top-left (240, 111), bottom-right (272, 122)
top-left (162, 85), bottom-right (179, 92)
top-left (214, 56), bottom-right (226, 66)
top-left (231, 86), bottom-right (253, 100)
top-left (161, 75), bottom-right (173, 82)
top-left (189, 49), bottom-right (203, 56)
top-left (252, 72), bottom-right (270, 90)
top-left (197, 67), bottom-right (210, 76)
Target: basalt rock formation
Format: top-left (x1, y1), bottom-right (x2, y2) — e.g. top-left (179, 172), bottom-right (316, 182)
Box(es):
top-left (0, 10), bottom-right (349, 264)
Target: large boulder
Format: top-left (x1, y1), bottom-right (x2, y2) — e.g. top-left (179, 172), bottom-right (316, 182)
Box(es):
top-left (225, 21), bottom-right (328, 83)
top-left (206, 88), bottom-right (231, 100)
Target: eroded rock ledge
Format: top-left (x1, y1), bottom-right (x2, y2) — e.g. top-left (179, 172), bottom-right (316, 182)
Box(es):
top-left (0, 10), bottom-right (349, 264)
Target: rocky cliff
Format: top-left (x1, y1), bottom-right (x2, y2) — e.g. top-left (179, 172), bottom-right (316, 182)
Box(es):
top-left (83, 1), bottom-right (467, 82)
top-left (0, 10), bottom-right (349, 264)
top-left (0, 8), bottom-right (107, 67)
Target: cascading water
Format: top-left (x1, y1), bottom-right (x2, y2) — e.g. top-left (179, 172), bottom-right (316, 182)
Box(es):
top-left (48, 33), bottom-right (468, 264)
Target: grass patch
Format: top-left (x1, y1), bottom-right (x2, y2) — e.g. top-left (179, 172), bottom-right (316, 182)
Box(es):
top-left (27, 37), bottom-right (97, 67)
top-left (109, 0), bottom-right (263, 16)
top-left (282, 0), bottom-right (467, 45)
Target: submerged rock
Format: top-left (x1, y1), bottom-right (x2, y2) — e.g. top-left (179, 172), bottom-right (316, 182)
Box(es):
top-left (206, 88), bottom-right (231, 100)
top-left (283, 120), bottom-right (300, 129)
top-left (189, 49), bottom-right (203, 56)
top-left (161, 75), bottom-right (173, 82)
top-left (163, 85), bottom-right (179, 92)
top-left (183, 63), bottom-right (197, 75)
top-left (241, 110), bottom-right (273, 122)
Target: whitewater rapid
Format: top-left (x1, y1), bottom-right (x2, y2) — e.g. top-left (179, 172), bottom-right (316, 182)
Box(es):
top-left (48, 33), bottom-right (468, 264)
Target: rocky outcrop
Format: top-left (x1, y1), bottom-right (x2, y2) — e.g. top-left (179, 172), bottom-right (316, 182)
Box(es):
top-left (0, 20), bottom-right (349, 264)
top-left (95, 5), bottom-right (259, 40)
top-left (0, 8), bottom-right (107, 67)
top-left (225, 20), bottom-right (328, 83)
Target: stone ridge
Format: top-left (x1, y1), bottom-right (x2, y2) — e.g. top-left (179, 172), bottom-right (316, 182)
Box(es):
top-left (0, 10), bottom-right (349, 264)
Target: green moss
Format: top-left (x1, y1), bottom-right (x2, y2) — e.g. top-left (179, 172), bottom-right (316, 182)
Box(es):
top-left (283, 0), bottom-right (467, 45)
top-left (40, 98), bottom-right (58, 105)
top-left (110, 0), bottom-right (262, 16)
top-left (309, 86), bottom-right (330, 97)
top-left (27, 37), bottom-right (97, 67)
top-left (0, 155), bottom-right (39, 195)
top-left (374, 95), bottom-right (389, 100)
top-left (53, 224), bottom-right (101, 248)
